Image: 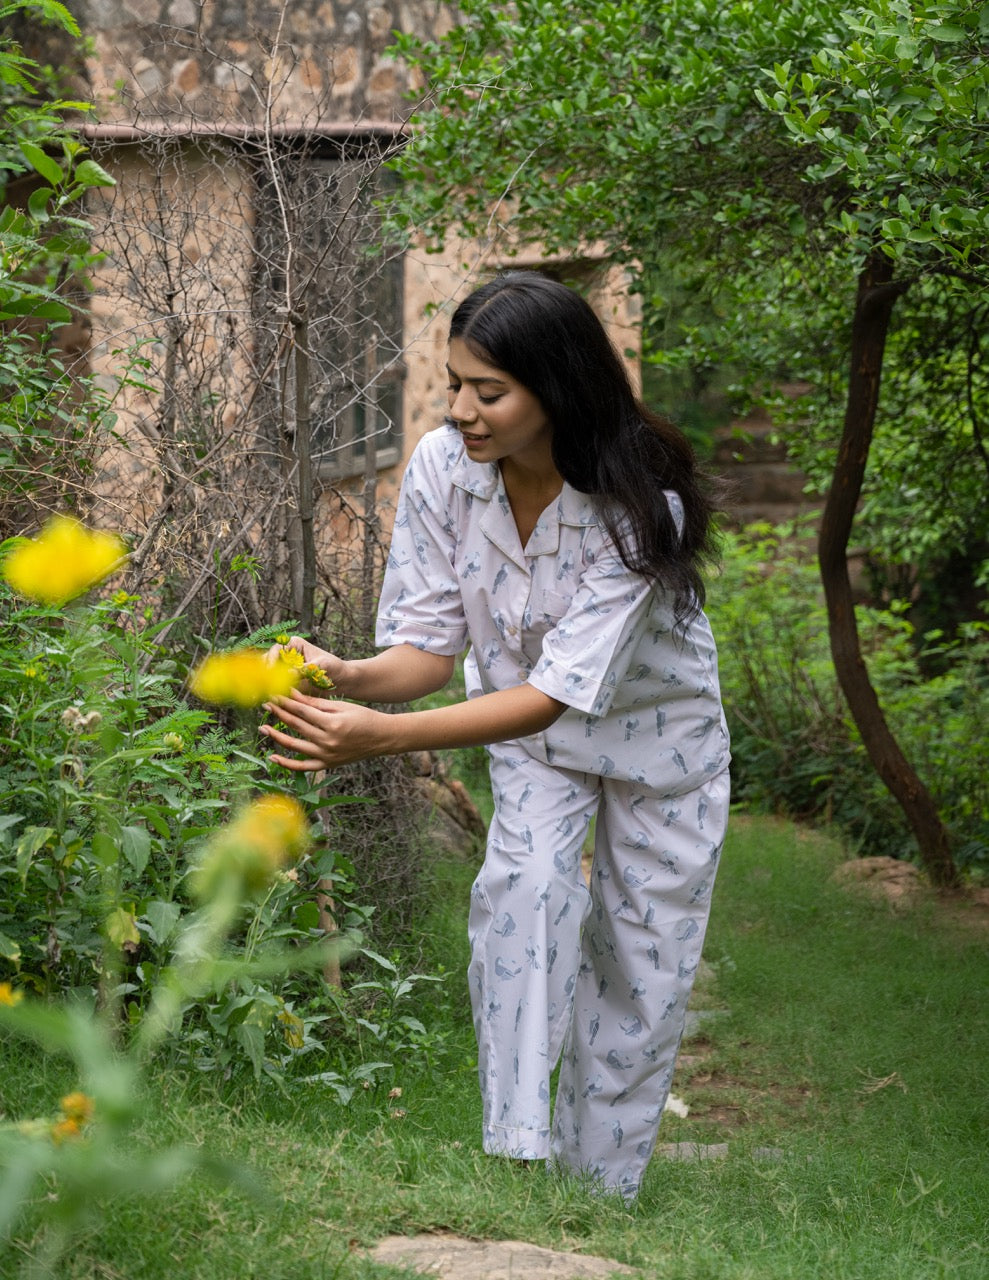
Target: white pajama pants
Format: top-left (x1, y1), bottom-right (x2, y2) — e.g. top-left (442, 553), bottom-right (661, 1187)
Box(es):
top-left (467, 740), bottom-right (730, 1200)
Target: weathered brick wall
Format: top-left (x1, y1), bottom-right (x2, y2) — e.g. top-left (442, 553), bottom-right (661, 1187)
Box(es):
top-left (76, 0), bottom-right (454, 125)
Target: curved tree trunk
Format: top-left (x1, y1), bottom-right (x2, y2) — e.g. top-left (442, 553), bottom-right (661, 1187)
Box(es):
top-left (818, 251), bottom-right (959, 890)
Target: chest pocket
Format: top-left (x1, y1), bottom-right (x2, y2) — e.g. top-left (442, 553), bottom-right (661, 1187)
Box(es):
top-left (521, 589), bottom-right (572, 666)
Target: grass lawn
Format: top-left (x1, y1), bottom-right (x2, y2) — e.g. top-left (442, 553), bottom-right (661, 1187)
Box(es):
top-left (2, 813), bottom-right (986, 1278)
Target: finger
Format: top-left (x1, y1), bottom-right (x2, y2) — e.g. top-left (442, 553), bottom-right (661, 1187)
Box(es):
top-left (265, 691), bottom-right (338, 725)
top-left (269, 752), bottom-right (325, 772)
top-left (281, 687), bottom-right (329, 709)
top-left (263, 702), bottom-right (331, 736)
top-left (259, 723), bottom-right (326, 757)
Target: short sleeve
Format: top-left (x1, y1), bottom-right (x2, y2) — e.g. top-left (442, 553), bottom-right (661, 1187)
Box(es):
top-left (375, 433), bottom-right (470, 656)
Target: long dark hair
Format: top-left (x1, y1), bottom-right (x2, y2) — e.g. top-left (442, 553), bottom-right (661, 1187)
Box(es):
top-left (449, 271), bottom-right (719, 618)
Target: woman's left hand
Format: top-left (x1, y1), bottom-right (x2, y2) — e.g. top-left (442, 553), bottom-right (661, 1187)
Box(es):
top-left (260, 690), bottom-right (393, 771)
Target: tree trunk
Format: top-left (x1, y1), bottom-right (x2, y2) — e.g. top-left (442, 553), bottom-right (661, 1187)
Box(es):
top-left (818, 251), bottom-right (959, 889)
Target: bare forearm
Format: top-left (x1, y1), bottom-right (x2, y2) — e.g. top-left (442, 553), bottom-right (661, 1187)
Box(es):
top-left (334, 644), bottom-right (455, 703)
top-left (261, 681), bottom-right (566, 772)
top-left (378, 684), bottom-right (565, 754)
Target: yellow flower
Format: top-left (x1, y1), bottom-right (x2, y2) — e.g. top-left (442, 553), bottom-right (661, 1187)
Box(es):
top-left (192, 793), bottom-right (311, 899)
top-left (240, 794), bottom-right (310, 860)
top-left (50, 1116), bottom-right (83, 1144)
top-left (59, 1092), bottom-right (94, 1124)
top-left (274, 633), bottom-right (290, 646)
top-left (189, 648), bottom-right (298, 707)
top-left (3, 516), bottom-right (127, 606)
top-left (301, 662), bottom-right (334, 691)
top-left (0, 982), bottom-right (23, 1007)
top-left (278, 645), bottom-right (305, 669)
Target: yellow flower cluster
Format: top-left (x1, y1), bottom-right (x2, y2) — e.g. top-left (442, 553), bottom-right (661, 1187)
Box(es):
top-left (189, 648), bottom-right (298, 707)
top-left (277, 645), bottom-right (334, 691)
top-left (0, 981), bottom-right (23, 1007)
top-left (301, 661), bottom-right (334, 691)
top-left (192, 793), bottom-right (311, 900)
top-left (2, 516), bottom-right (126, 606)
top-left (50, 1091), bottom-right (94, 1144)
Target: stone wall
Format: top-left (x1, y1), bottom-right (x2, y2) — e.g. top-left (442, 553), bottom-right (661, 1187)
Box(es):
top-left (76, 0), bottom-right (454, 126)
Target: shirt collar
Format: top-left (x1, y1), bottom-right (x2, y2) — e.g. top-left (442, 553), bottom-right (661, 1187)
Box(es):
top-left (450, 449), bottom-right (600, 567)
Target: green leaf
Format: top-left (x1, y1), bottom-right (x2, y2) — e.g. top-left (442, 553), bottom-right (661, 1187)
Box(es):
top-left (26, 187), bottom-right (53, 221)
top-left (0, 814), bottom-right (24, 843)
top-left (0, 930), bottom-right (21, 962)
top-left (106, 906), bottom-right (140, 948)
top-left (143, 899), bottom-right (182, 945)
top-left (1, 298), bottom-right (73, 321)
top-left (92, 830), bottom-right (119, 867)
top-left (120, 825), bottom-right (151, 876)
top-left (72, 158), bottom-right (116, 189)
top-left (293, 901), bottom-right (321, 931)
top-left (15, 826), bottom-right (55, 885)
top-left (927, 24), bottom-right (968, 43)
top-left (18, 141), bottom-right (63, 186)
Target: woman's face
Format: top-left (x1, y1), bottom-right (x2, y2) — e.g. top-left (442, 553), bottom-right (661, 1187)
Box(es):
top-left (446, 338), bottom-right (554, 471)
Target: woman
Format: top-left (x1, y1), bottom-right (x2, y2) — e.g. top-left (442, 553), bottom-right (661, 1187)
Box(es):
top-left (261, 272), bottom-right (731, 1201)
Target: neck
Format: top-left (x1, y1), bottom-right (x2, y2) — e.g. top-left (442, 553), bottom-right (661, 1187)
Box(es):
top-left (499, 452), bottom-right (563, 498)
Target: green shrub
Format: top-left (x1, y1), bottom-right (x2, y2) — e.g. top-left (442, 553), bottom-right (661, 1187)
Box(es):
top-left (708, 522), bottom-right (989, 872)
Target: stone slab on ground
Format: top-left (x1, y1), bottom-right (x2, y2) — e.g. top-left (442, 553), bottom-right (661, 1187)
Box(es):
top-left (369, 1234), bottom-right (637, 1278)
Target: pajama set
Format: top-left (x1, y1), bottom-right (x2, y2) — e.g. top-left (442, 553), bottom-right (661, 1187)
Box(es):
top-left (376, 423), bottom-right (731, 1199)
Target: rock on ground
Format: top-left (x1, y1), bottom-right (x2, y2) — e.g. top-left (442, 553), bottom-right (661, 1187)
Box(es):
top-left (369, 1234), bottom-right (636, 1278)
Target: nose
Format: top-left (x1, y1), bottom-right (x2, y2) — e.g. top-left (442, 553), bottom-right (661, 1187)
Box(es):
top-left (449, 385), bottom-right (477, 423)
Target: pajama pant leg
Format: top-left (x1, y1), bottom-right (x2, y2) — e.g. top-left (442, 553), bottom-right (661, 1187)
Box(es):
top-left (551, 768), bottom-right (731, 1199)
top-left (468, 742), bottom-right (599, 1160)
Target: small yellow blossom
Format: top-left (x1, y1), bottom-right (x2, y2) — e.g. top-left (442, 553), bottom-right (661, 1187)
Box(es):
top-left (301, 662), bottom-right (334, 691)
top-left (162, 732), bottom-right (184, 751)
top-left (0, 982), bottom-right (23, 1007)
top-left (50, 1116), bottom-right (83, 1144)
top-left (192, 793), bottom-right (311, 899)
top-left (49, 1090), bottom-right (94, 1144)
top-left (3, 516), bottom-right (127, 606)
top-left (189, 648), bottom-right (298, 707)
top-left (274, 633), bottom-right (290, 646)
top-left (59, 1092), bottom-right (94, 1124)
top-left (278, 645), bottom-right (305, 669)
top-left (22, 665), bottom-right (40, 679)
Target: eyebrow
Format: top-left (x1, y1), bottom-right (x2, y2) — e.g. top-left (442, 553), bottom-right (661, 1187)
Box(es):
top-left (446, 363), bottom-right (508, 387)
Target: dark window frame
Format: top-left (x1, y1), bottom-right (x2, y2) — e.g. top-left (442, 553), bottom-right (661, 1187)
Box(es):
top-left (252, 132), bottom-right (406, 481)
